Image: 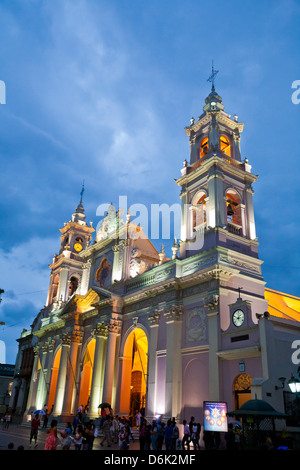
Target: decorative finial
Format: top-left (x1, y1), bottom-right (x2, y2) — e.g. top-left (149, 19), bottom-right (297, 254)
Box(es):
top-left (207, 61), bottom-right (219, 92)
top-left (238, 287), bottom-right (243, 300)
top-left (80, 181), bottom-right (85, 203)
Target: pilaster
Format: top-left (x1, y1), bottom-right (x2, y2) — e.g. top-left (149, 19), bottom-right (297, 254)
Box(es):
top-left (205, 293), bottom-right (220, 401)
top-left (164, 303), bottom-right (183, 420)
top-left (101, 318), bottom-right (122, 405)
top-left (62, 329), bottom-right (83, 415)
top-left (146, 309), bottom-right (161, 418)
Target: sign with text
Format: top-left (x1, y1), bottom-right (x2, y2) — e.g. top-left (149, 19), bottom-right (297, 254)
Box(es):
top-left (203, 401), bottom-right (228, 433)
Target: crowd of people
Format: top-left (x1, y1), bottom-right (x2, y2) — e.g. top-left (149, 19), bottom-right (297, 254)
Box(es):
top-left (2, 402), bottom-right (249, 451)
top-left (138, 416), bottom-right (201, 451)
top-left (36, 404), bottom-right (135, 450)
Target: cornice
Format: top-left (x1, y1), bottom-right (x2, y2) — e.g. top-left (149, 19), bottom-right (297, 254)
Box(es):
top-left (175, 155), bottom-right (258, 187)
top-left (185, 113), bottom-right (211, 136)
top-left (59, 221), bottom-right (94, 235)
top-left (49, 254), bottom-right (84, 270)
top-left (216, 345), bottom-right (261, 360)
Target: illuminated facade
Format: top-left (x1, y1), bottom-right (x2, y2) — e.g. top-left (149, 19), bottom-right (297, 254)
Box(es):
top-left (10, 86), bottom-right (300, 433)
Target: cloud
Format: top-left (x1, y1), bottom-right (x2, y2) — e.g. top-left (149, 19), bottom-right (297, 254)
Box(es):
top-left (0, 236), bottom-right (57, 312)
top-left (0, 236), bottom-right (58, 363)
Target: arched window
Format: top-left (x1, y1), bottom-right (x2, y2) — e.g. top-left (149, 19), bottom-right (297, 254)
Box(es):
top-left (220, 135), bottom-right (231, 157)
top-left (200, 137), bottom-right (209, 159)
top-left (226, 189), bottom-right (242, 233)
top-left (95, 258), bottom-right (111, 287)
top-left (52, 275), bottom-right (60, 301)
top-left (192, 192), bottom-right (207, 232)
top-left (69, 276), bottom-right (79, 296)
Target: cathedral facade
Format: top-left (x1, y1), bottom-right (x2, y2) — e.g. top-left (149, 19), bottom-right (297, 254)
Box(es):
top-left (9, 86), bottom-right (300, 433)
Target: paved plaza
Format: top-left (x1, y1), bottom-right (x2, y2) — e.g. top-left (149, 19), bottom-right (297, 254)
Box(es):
top-left (0, 422), bottom-right (140, 451)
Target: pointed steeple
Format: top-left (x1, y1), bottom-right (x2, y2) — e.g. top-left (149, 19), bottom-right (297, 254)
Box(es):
top-left (72, 182), bottom-right (87, 225)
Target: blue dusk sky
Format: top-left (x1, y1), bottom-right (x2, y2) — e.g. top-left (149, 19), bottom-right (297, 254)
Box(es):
top-left (0, 0), bottom-right (299, 364)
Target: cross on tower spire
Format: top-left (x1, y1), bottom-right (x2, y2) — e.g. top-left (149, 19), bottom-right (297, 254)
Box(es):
top-left (207, 61), bottom-right (219, 92)
top-left (80, 181), bottom-right (85, 204)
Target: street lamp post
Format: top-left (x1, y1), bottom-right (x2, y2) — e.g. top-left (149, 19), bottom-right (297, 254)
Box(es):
top-left (287, 374), bottom-right (300, 393)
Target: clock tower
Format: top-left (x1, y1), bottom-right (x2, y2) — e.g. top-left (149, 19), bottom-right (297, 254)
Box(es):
top-left (46, 195), bottom-right (94, 308)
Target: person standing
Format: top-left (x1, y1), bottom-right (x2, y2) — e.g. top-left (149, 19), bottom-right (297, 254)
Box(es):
top-left (82, 423), bottom-right (91, 450)
top-left (89, 420), bottom-right (96, 450)
top-left (72, 413), bottom-right (80, 434)
top-left (164, 420), bottom-right (173, 451)
top-left (182, 420), bottom-right (190, 450)
top-left (73, 424), bottom-right (83, 450)
top-left (60, 422), bottom-right (73, 450)
top-left (5, 412), bottom-right (11, 429)
top-left (112, 416), bottom-right (119, 444)
top-left (135, 410), bottom-right (142, 428)
top-left (225, 423), bottom-right (236, 451)
top-left (171, 420), bottom-right (179, 450)
top-left (139, 419), bottom-right (147, 450)
top-left (44, 419), bottom-right (58, 450)
top-left (191, 422), bottom-right (200, 450)
top-left (29, 415), bottom-right (40, 448)
top-left (42, 411), bottom-right (49, 429)
top-left (100, 416), bottom-right (112, 447)
top-left (151, 420), bottom-right (158, 450)
top-left (145, 424), bottom-right (152, 450)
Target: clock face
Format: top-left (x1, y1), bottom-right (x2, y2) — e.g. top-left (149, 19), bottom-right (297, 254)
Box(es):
top-left (74, 242), bottom-right (83, 252)
top-left (232, 309), bottom-right (245, 327)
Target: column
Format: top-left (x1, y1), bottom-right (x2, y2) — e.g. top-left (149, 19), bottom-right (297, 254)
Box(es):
top-left (43, 340), bottom-right (55, 407)
top-left (62, 329), bottom-right (83, 415)
top-left (79, 258), bottom-right (92, 295)
top-left (146, 309), bottom-right (160, 419)
top-left (245, 182), bottom-right (256, 240)
top-left (208, 166), bottom-right (225, 228)
top-left (233, 133), bottom-right (241, 161)
top-left (205, 293), bottom-right (220, 401)
top-left (88, 323), bottom-right (108, 418)
top-left (46, 273), bottom-right (54, 306)
top-left (102, 319), bottom-right (121, 405)
top-left (35, 342), bottom-right (49, 410)
top-left (111, 244), bottom-right (121, 282)
top-left (57, 267), bottom-right (69, 302)
top-left (239, 203), bottom-right (246, 237)
top-left (53, 334), bottom-right (71, 416)
top-left (164, 304), bottom-right (183, 420)
top-left (180, 188), bottom-right (188, 258)
top-left (24, 346), bottom-right (40, 416)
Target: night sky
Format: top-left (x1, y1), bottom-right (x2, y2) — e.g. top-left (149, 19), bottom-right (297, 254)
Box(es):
top-left (0, 0), bottom-right (299, 364)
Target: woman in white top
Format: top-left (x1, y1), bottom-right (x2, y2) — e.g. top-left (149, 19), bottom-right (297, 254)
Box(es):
top-left (74, 425), bottom-right (83, 450)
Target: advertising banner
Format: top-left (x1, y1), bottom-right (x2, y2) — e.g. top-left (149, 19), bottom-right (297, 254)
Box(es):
top-left (203, 401), bottom-right (228, 432)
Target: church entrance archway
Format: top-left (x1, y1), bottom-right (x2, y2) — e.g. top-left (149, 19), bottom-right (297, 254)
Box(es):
top-left (119, 328), bottom-right (148, 418)
top-left (233, 373), bottom-right (252, 409)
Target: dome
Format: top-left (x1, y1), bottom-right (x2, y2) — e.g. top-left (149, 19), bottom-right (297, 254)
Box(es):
top-left (227, 398), bottom-right (288, 418)
top-left (239, 399), bottom-right (276, 413)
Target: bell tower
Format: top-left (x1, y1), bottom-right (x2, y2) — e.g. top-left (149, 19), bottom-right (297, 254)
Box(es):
top-left (176, 68), bottom-right (258, 259)
top-left (46, 190), bottom-right (94, 308)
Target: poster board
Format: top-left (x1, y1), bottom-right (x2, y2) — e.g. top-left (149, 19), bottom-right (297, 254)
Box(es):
top-left (203, 401), bottom-right (228, 432)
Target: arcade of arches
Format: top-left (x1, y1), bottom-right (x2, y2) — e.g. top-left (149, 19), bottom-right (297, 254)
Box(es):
top-left (44, 328), bottom-right (148, 418)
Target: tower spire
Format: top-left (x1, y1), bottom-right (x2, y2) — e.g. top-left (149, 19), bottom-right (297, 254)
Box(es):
top-left (207, 61), bottom-right (219, 92)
